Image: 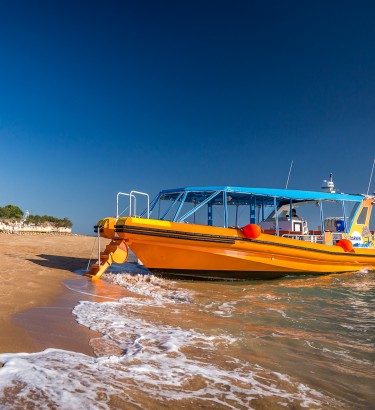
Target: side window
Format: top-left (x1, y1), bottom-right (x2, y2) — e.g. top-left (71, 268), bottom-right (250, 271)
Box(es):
top-left (357, 207), bottom-right (368, 225)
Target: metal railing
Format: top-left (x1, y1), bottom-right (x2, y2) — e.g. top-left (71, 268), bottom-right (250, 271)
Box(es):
top-left (282, 234), bottom-right (324, 243)
top-left (130, 190), bottom-right (149, 218)
top-left (116, 192), bottom-right (135, 219)
top-left (116, 190), bottom-right (150, 219)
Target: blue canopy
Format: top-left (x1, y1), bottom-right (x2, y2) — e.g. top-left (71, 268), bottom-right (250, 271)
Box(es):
top-left (159, 186), bottom-right (364, 205)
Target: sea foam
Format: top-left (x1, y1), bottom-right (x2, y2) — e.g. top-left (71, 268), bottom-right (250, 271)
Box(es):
top-left (0, 272), bottom-right (344, 409)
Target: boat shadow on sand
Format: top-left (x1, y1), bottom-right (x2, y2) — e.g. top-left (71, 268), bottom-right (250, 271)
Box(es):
top-left (28, 254), bottom-right (90, 272)
top-left (28, 252), bottom-right (145, 277)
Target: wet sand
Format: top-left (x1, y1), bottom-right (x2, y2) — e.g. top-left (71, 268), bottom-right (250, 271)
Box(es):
top-left (0, 233), bottom-right (107, 354)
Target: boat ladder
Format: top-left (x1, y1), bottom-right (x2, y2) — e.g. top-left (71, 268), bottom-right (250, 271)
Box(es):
top-left (84, 238), bottom-right (128, 281)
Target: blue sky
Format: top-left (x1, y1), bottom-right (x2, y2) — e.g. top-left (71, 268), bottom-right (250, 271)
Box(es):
top-left (1, 0), bottom-right (374, 234)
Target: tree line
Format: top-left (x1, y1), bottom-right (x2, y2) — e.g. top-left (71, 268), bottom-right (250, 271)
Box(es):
top-left (0, 205), bottom-right (73, 228)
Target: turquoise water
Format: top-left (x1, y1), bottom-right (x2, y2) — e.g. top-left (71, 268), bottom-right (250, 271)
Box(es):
top-left (0, 266), bottom-right (374, 409)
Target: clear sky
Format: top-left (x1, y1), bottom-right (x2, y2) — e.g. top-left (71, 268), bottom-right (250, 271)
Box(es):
top-left (1, 0), bottom-right (374, 234)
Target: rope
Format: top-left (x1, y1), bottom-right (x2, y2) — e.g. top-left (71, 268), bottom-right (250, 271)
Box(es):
top-left (118, 206), bottom-right (130, 218)
top-left (86, 236), bottom-right (98, 271)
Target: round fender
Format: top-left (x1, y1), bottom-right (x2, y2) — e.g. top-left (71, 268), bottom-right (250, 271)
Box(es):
top-left (336, 239), bottom-right (354, 253)
top-left (112, 242), bottom-right (129, 264)
top-left (242, 224), bottom-right (261, 239)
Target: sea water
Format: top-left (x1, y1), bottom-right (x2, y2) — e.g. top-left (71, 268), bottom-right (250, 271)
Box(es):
top-left (0, 263), bottom-right (374, 409)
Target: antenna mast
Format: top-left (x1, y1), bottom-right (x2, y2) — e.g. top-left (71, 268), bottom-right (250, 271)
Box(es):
top-left (366, 157), bottom-right (375, 196)
top-left (285, 160), bottom-right (294, 189)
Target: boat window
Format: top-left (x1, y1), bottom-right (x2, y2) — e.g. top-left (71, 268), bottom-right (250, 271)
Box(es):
top-left (347, 202), bottom-right (360, 227)
top-left (317, 200), bottom-right (358, 233)
top-left (167, 191), bottom-right (223, 225)
top-left (357, 207), bottom-right (368, 225)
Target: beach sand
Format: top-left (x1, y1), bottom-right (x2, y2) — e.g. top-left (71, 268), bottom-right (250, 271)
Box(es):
top-left (0, 233), bottom-right (104, 354)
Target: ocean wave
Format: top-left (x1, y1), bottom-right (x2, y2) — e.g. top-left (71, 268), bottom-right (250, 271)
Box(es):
top-left (103, 272), bottom-right (193, 304)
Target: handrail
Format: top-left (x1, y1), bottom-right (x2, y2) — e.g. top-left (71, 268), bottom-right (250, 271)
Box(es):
top-left (116, 192), bottom-right (136, 219)
top-left (130, 190), bottom-right (150, 218)
top-left (282, 233), bottom-right (324, 243)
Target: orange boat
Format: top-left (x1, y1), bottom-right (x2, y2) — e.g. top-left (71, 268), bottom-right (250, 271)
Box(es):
top-left (86, 179), bottom-right (375, 280)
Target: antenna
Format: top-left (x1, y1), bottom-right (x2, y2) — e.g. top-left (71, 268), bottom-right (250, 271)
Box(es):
top-left (366, 157), bottom-right (375, 196)
top-left (285, 160), bottom-right (294, 189)
top-left (321, 173), bottom-right (336, 193)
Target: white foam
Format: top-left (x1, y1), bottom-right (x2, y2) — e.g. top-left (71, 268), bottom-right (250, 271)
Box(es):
top-left (0, 272), bottom-right (346, 408)
top-left (103, 272), bottom-right (193, 303)
top-left (0, 349), bottom-right (112, 410)
top-left (0, 290), bottom-right (334, 409)
top-left (204, 301), bottom-right (237, 317)
top-left (0, 341), bottom-right (328, 410)
top-left (78, 286), bottom-right (342, 408)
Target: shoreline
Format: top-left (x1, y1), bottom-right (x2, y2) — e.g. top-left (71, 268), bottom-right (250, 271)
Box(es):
top-left (12, 276), bottom-right (133, 356)
top-left (0, 233), bottom-right (109, 354)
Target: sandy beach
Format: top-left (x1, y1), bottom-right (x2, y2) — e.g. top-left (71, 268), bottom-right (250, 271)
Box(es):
top-left (0, 233), bottom-right (103, 354)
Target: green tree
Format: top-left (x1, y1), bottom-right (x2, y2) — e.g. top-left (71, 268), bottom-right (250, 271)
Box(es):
top-left (26, 214), bottom-right (73, 228)
top-left (0, 205), bottom-right (24, 219)
top-left (0, 204), bottom-right (73, 228)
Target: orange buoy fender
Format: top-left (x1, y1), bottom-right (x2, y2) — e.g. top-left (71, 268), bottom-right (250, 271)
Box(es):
top-left (336, 239), bottom-right (354, 252)
top-left (242, 224), bottom-right (261, 239)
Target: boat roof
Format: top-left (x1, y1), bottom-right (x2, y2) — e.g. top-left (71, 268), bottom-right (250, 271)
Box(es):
top-left (159, 186), bottom-right (364, 203)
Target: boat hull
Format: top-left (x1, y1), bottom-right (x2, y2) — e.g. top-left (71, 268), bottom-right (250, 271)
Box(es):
top-left (109, 217), bottom-right (375, 280)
